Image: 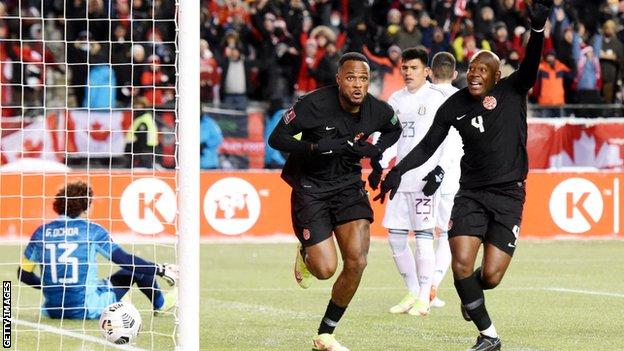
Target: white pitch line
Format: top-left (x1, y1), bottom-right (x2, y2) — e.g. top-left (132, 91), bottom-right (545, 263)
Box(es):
top-left (11, 318), bottom-right (147, 351)
top-left (545, 287), bottom-right (624, 298)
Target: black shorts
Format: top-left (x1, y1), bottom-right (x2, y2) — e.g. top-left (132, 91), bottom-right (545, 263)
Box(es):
top-left (448, 181), bottom-right (526, 256)
top-left (291, 181), bottom-right (374, 247)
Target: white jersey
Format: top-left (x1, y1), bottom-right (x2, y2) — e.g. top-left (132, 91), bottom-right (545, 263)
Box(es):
top-left (433, 83), bottom-right (462, 195)
top-left (384, 82), bottom-right (447, 192)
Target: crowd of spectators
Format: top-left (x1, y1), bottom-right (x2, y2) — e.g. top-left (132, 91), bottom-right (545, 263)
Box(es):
top-left (0, 0), bottom-right (176, 117)
top-left (0, 0), bottom-right (623, 119)
top-left (203, 0), bottom-right (624, 117)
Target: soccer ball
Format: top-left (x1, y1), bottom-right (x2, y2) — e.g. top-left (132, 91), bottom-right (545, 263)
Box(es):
top-left (99, 302), bottom-right (142, 345)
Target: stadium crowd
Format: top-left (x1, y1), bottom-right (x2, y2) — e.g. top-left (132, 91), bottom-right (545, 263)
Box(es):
top-left (1, 0), bottom-right (623, 169)
top-left (202, 0), bottom-right (624, 116)
top-left (1, 0), bottom-right (622, 117)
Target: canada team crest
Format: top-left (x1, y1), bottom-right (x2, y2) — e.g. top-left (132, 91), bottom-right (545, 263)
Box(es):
top-left (482, 96), bottom-right (497, 110)
top-left (303, 228), bottom-right (311, 240)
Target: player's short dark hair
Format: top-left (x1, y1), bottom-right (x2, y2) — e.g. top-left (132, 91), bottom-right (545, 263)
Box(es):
top-left (53, 181), bottom-right (93, 218)
top-left (339, 52), bottom-right (369, 67)
top-left (431, 52), bottom-right (456, 80)
top-left (401, 47), bottom-right (429, 66)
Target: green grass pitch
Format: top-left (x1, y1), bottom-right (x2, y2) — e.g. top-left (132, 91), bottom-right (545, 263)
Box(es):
top-left (2, 240), bottom-right (623, 350)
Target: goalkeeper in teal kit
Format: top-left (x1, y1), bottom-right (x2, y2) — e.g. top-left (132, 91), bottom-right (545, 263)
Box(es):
top-left (18, 181), bottom-right (179, 319)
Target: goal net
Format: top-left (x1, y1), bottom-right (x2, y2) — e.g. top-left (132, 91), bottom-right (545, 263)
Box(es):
top-left (0, 0), bottom-right (198, 349)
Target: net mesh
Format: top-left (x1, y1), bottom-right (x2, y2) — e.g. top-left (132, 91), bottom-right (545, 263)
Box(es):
top-left (0, 0), bottom-right (180, 349)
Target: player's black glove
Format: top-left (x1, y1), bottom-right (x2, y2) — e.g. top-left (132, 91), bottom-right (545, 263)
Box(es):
top-left (528, 0), bottom-right (553, 31)
top-left (422, 165), bottom-right (445, 196)
top-left (367, 155), bottom-right (383, 190)
top-left (314, 137), bottom-right (350, 155)
top-left (373, 167), bottom-right (401, 204)
top-left (350, 139), bottom-right (382, 159)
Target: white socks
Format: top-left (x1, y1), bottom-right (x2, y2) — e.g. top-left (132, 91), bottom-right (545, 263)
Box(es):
top-left (415, 235), bottom-right (435, 303)
top-left (433, 233), bottom-right (452, 288)
top-left (388, 230), bottom-right (419, 295)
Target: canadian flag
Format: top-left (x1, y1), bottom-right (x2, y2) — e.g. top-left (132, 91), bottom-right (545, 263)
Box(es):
top-left (0, 115), bottom-right (60, 164)
top-left (64, 110), bottom-right (131, 156)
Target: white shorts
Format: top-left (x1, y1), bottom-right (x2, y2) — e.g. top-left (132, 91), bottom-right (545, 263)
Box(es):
top-left (382, 192), bottom-right (436, 231)
top-left (435, 193), bottom-right (455, 232)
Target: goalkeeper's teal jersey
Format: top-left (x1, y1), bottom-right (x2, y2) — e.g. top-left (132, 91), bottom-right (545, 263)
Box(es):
top-left (24, 216), bottom-right (121, 319)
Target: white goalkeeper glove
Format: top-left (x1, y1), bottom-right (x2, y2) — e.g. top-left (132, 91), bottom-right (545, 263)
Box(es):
top-left (156, 263), bottom-right (179, 286)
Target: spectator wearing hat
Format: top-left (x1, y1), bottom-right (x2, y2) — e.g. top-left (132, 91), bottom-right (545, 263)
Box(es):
top-left (492, 22), bottom-right (514, 60)
top-left (310, 41), bottom-right (340, 88)
top-left (363, 44), bottom-right (404, 101)
top-left (535, 50), bottom-right (571, 116)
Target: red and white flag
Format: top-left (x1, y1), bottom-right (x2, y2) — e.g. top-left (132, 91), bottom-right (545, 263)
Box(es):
top-left (64, 110), bottom-right (131, 156)
top-left (0, 115), bottom-right (60, 164)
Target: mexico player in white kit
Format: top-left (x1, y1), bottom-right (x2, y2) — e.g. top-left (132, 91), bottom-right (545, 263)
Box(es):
top-left (429, 52), bottom-right (462, 308)
top-left (380, 48), bottom-right (454, 316)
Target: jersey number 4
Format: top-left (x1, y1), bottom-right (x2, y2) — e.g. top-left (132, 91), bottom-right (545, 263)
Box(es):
top-left (471, 116), bottom-right (485, 133)
top-left (44, 243), bottom-right (79, 284)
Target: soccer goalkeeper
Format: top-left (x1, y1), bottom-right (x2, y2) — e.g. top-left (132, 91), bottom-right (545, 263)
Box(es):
top-left (17, 181), bottom-right (179, 319)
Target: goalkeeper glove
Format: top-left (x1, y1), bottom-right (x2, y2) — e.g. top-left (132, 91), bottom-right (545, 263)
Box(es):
top-left (528, 0), bottom-right (553, 31)
top-left (156, 263), bottom-right (179, 286)
top-left (422, 166), bottom-right (445, 196)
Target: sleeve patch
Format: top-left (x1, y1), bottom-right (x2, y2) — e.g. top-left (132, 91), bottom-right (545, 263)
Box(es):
top-left (283, 108), bottom-right (296, 124)
top-left (390, 114), bottom-right (398, 125)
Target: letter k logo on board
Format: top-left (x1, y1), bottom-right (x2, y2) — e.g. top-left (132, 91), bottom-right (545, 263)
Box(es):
top-left (549, 178), bottom-right (603, 234)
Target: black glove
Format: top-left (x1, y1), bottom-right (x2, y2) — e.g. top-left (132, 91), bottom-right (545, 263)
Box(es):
top-left (367, 156), bottom-right (383, 190)
top-left (373, 168), bottom-right (401, 204)
top-left (422, 165), bottom-right (445, 196)
top-left (315, 137), bottom-right (350, 155)
top-left (350, 139), bottom-right (382, 159)
top-left (528, 0), bottom-right (553, 31)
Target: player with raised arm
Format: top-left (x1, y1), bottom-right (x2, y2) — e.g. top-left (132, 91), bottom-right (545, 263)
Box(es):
top-left (18, 181), bottom-right (179, 319)
top-left (429, 52), bottom-right (461, 308)
top-left (268, 52), bottom-right (401, 351)
top-left (375, 47), bottom-right (447, 317)
top-left (375, 1), bottom-right (553, 350)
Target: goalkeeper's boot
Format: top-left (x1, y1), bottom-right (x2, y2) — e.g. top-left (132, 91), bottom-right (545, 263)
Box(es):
top-left (312, 333), bottom-right (349, 351)
top-left (407, 299), bottom-right (430, 316)
top-left (294, 244), bottom-right (313, 289)
top-left (389, 292), bottom-right (417, 314)
top-left (467, 334), bottom-right (501, 351)
top-left (461, 304), bottom-right (472, 321)
top-left (154, 287), bottom-right (178, 316)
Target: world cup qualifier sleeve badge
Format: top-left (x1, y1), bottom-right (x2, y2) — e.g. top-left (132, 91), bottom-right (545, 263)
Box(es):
top-left (482, 96), bottom-right (497, 110)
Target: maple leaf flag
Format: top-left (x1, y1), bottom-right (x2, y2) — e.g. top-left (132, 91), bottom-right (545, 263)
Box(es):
top-left (64, 110), bottom-right (131, 156)
top-left (0, 115), bottom-right (60, 164)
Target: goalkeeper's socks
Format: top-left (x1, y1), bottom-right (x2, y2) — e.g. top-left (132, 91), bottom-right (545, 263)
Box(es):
top-left (134, 273), bottom-right (165, 309)
top-left (317, 299), bottom-right (346, 335)
top-left (454, 272), bottom-right (492, 331)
